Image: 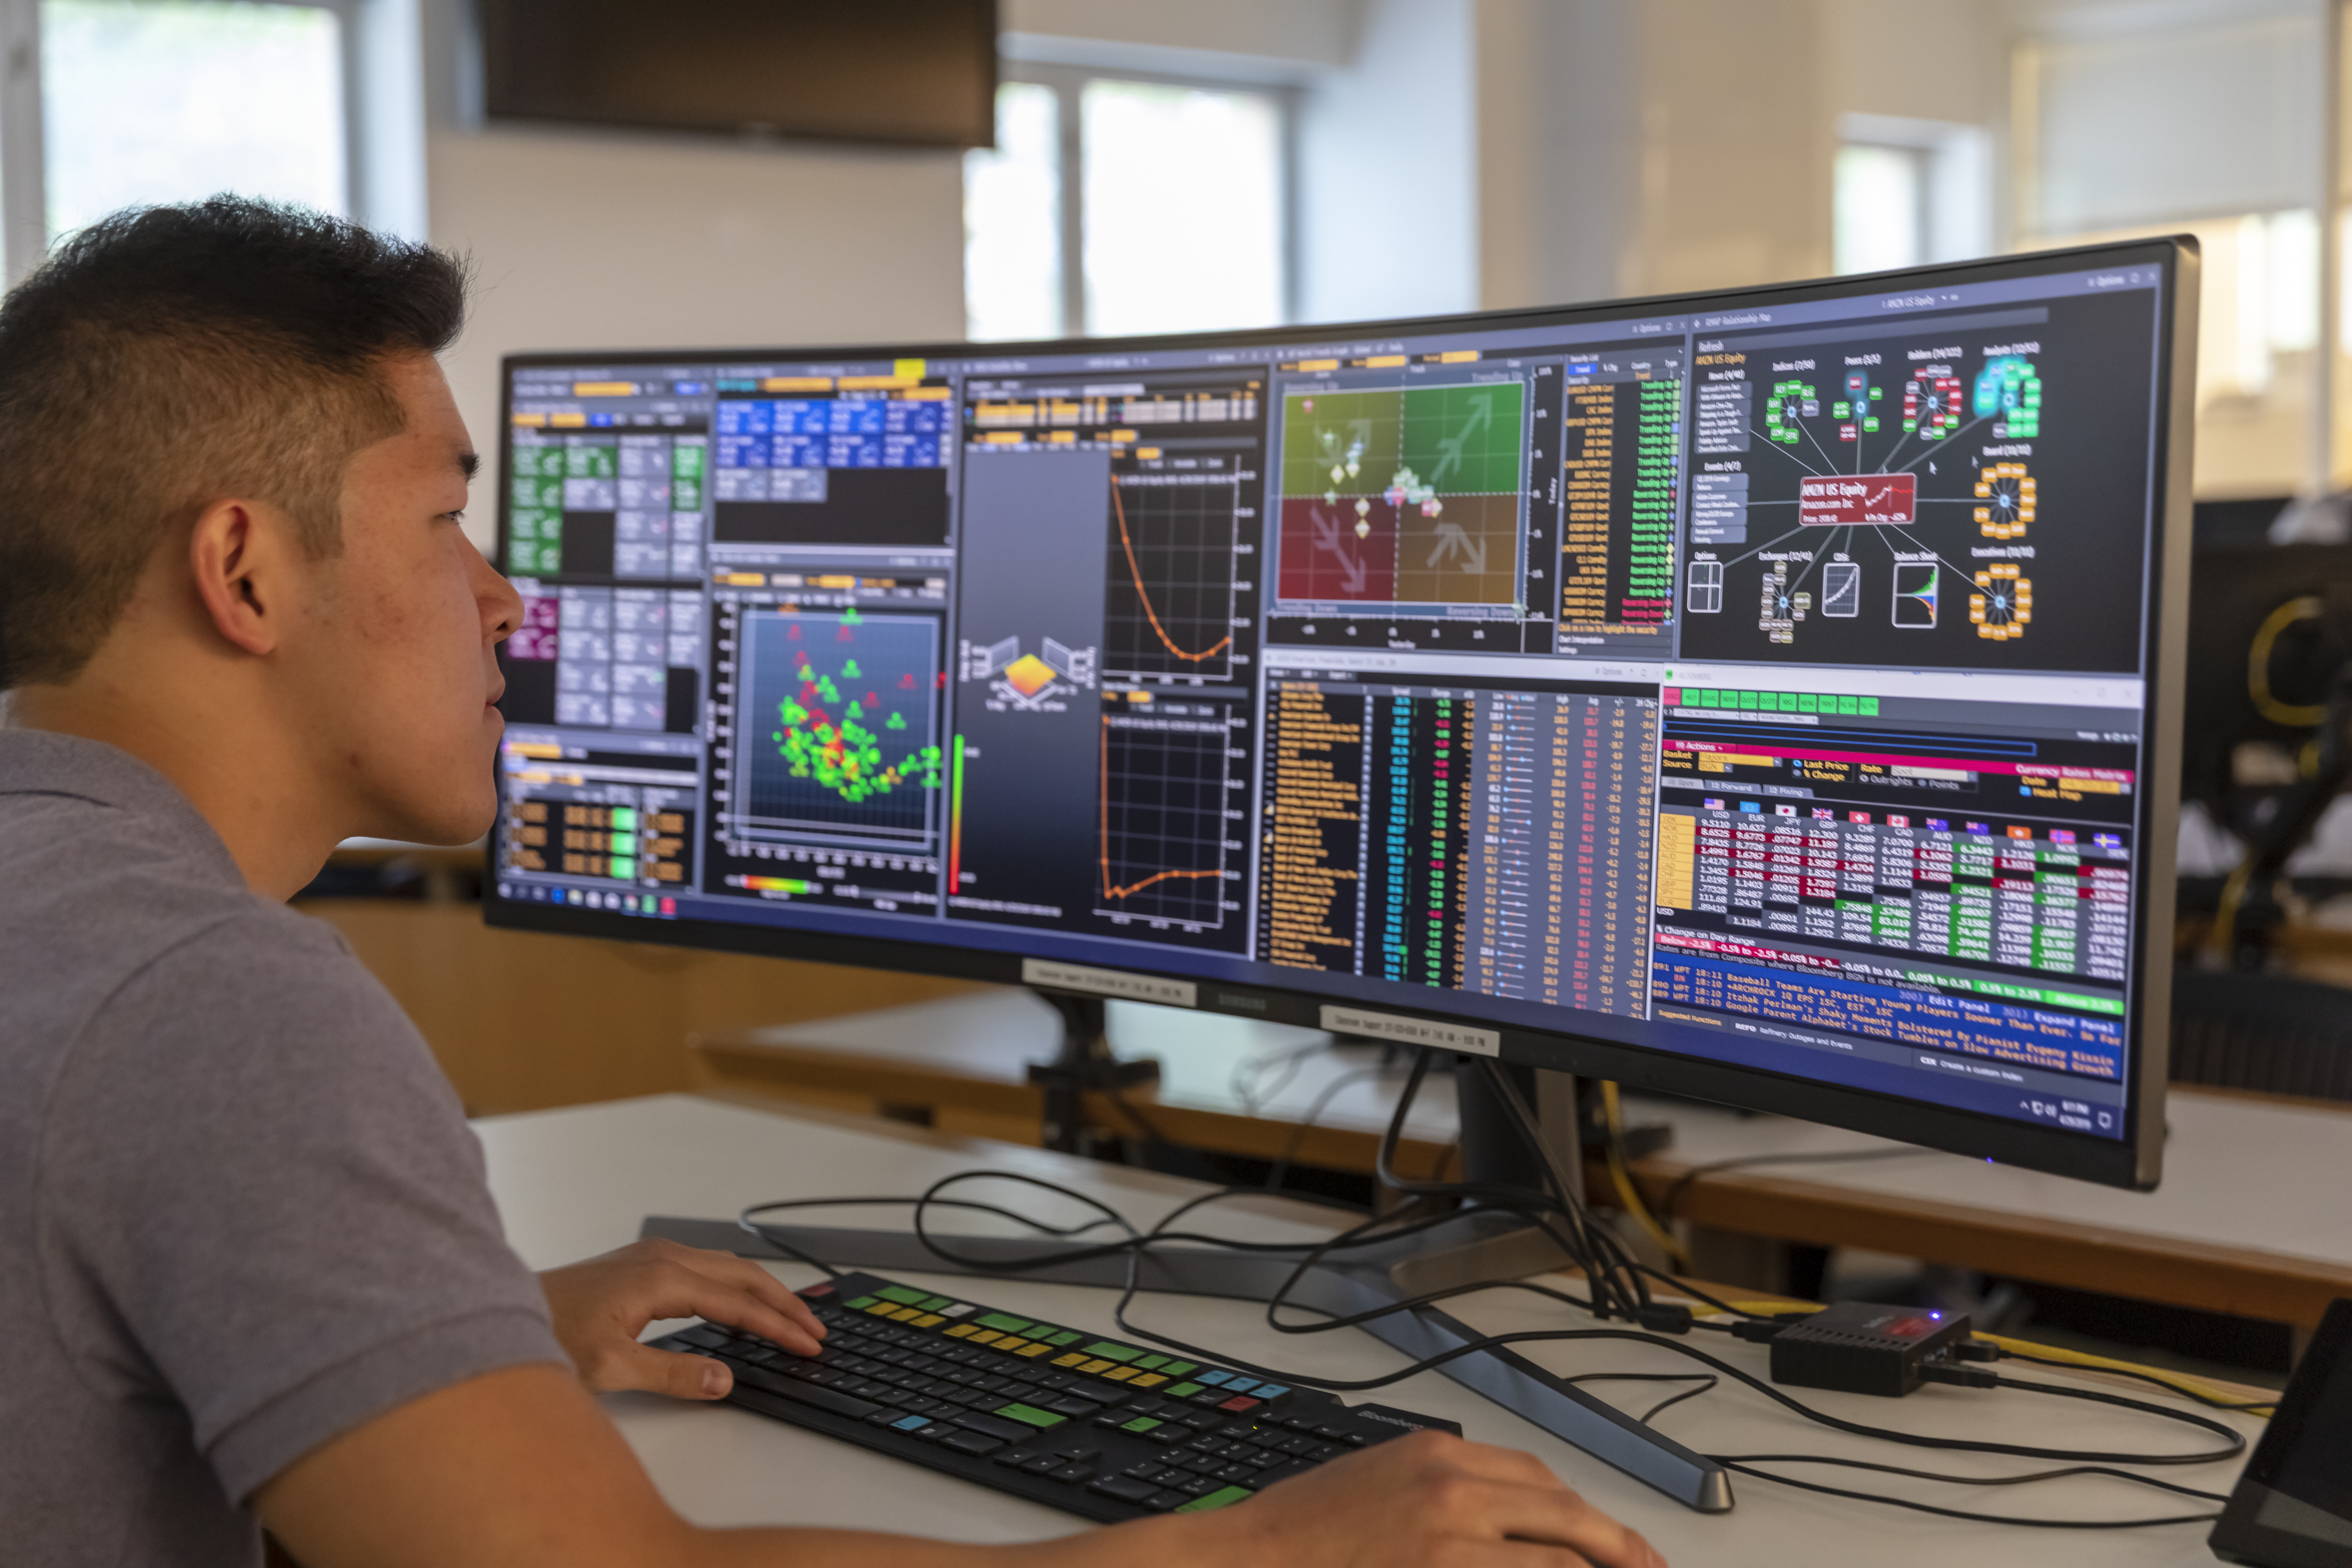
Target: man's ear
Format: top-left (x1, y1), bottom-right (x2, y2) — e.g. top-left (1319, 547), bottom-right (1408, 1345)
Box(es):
top-left (187, 498), bottom-right (298, 656)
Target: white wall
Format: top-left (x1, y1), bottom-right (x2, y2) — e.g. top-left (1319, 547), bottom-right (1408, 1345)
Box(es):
top-left (1296, 0), bottom-right (1477, 324)
top-left (418, 0), bottom-right (965, 553)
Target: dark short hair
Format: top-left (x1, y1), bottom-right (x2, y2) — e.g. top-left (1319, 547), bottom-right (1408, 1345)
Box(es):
top-left (0, 196), bottom-right (468, 688)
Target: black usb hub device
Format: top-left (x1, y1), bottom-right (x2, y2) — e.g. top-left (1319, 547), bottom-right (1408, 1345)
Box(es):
top-left (1767, 1302), bottom-right (1973, 1397)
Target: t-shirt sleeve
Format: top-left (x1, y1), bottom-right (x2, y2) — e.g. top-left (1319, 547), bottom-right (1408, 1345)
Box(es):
top-left (34, 908), bottom-right (567, 1504)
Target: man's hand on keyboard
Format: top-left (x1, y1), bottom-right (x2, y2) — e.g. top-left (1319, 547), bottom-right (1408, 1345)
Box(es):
top-left (537, 1238), bottom-right (826, 1400)
top-left (1173, 1427), bottom-right (1665, 1568)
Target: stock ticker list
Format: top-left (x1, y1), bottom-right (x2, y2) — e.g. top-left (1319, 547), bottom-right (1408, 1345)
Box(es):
top-left (1558, 366), bottom-right (1680, 642)
top-left (1258, 679), bottom-right (1657, 1017)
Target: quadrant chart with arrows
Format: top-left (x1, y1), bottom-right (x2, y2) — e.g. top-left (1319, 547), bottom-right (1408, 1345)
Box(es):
top-left (1274, 381), bottom-right (1525, 609)
top-left (730, 607), bottom-right (945, 848)
top-left (1105, 472), bottom-right (1240, 681)
top-left (1094, 706), bottom-right (1236, 929)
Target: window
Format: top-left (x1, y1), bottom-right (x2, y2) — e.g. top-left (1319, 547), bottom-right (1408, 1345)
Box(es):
top-left (963, 67), bottom-right (1289, 342)
top-left (0, 0), bottom-right (363, 281)
top-left (1833, 143), bottom-right (1926, 275)
top-left (42, 0), bottom-right (347, 242)
top-left (961, 79), bottom-right (1061, 341)
top-left (2013, 10), bottom-right (2331, 495)
top-left (1832, 114), bottom-right (1990, 278)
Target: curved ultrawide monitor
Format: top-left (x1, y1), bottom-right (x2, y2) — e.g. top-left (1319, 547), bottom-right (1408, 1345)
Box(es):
top-left (486, 240), bottom-right (2196, 1189)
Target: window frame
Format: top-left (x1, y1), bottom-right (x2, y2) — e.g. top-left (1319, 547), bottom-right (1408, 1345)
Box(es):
top-left (0, 0), bottom-right (367, 282)
top-left (993, 59), bottom-right (1299, 338)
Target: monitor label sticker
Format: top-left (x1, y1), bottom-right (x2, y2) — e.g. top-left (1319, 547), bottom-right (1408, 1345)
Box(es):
top-left (1320, 1006), bottom-right (1500, 1056)
top-left (1021, 958), bottom-right (1197, 1007)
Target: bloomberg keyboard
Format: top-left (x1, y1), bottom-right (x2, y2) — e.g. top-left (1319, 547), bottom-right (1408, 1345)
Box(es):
top-left (650, 1270), bottom-right (1458, 1523)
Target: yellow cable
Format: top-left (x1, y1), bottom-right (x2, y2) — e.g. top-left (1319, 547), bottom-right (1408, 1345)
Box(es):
top-left (1599, 1080), bottom-right (1691, 1270)
top-left (1702, 1301), bottom-right (2274, 1415)
top-left (2250, 595), bottom-right (2327, 728)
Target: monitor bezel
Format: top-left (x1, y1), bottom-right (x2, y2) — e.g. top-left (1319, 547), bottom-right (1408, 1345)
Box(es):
top-left (485, 236), bottom-right (2198, 1191)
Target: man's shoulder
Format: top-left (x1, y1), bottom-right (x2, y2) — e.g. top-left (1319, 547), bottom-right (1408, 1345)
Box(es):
top-left (1, 782), bottom-right (341, 978)
top-left (0, 776), bottom-right (389, 1102)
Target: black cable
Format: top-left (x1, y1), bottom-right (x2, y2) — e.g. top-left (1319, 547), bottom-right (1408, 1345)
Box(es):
top-left (1264, 1065), bottom-right (1393, 1196)
top-left (1709, 1452), bottom-right (2229, 1504)
top-left (1708, 1455), bottom-right (2223, 1529)
top-left (1231, 1038), bottom-right (1334, 1115)
top-left (733, 1048), bottom-right (2253, 1517)
top-left (1991, 1372), bottom-right (2260, 1451)
top-left (1562, 1372), bottom-right (1720, 1427)
top-left (1995, 1347), bottom-right (2281, 1412)
top-left (736, 1217), bottom-right (847, 1280)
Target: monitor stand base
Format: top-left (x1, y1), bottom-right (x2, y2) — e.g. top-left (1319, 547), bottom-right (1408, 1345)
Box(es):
top-left (645, 1213), bottom-right (1734, 1514)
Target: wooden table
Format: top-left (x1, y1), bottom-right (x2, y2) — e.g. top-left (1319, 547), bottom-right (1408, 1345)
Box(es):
top-left (693, 988), bottom-right (1461, 1178)
top-left (694, 992), bottom-right (2352, 1331)
top-left (475, 1093), bottom-right (2269, 1562)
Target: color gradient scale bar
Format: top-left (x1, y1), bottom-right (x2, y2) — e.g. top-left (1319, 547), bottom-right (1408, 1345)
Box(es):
top-left (949, 734), bottom-right (967, 890)
top-left (741, 876), bottom-right (821, 894)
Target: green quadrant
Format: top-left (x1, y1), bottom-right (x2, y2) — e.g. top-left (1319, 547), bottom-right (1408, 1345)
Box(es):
top-left (1281, 388), bottom-right (1402, 496)
top-left (1402, 382), bottom-right (1522, 492)
top-left (1281, 382), bottom-right (1524, 499)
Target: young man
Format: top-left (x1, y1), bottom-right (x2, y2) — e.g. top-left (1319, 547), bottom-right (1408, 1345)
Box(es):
top-left (0, 199), bottom-right (1664, 1568)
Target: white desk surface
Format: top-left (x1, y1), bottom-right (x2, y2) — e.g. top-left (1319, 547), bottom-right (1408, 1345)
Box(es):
top-left (740, 990), bottom-right (2352, 1270)
top-left (477, 1093), bottom-right (2267, 1565)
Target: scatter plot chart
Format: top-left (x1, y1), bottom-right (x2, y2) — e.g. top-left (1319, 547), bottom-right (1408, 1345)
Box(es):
top-left (732, 607), bottom-right (944, 847)
top-left (1275, 382), bottom-right (1525, 608)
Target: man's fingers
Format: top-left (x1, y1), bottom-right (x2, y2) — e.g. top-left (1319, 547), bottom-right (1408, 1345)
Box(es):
top-left (598, 1342), bottom-right (735, 1400)
top-left (664, 1276), bottom-right (825, 1357)
top-left (1447, 1478), bottom-right (1660, 1568)
top-left (700, 1253), bottom-right (829, 1342)
top-left (652, 1244), bottom-right (829, 1350)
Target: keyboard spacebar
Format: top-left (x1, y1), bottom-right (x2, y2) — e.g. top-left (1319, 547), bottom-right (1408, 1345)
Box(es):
top-left (730, 1363), bottom-right (883, 1420)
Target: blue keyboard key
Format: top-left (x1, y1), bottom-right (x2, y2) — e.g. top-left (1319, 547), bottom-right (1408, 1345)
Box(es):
top-left (891, 1414), bottom-right (929, 1431)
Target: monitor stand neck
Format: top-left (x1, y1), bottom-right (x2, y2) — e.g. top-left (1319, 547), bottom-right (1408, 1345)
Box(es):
top-left (1385, 1061), bottom-right (1583, 1297)
top-left (1023, 990), bottom-right (1161, 1154)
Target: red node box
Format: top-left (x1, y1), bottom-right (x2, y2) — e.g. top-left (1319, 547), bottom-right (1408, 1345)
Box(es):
top-left (1798, 472), bottom-right (1916, 526)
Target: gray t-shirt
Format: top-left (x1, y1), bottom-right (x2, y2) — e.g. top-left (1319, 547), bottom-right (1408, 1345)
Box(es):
top-left (0, 730), bottom-right (566, 1567)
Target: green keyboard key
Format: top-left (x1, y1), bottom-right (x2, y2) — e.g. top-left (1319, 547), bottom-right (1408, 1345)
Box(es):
top-left (1084, 1341), bottom-right (1143, 1363)
top-left (844, 1295), bottom-right (879, 1310)
top-left (1176, 1485), bottom-right (1255, 1513)
top-left (875, 1285), bottom-right (928, 1306)
top-left (994, 1402), bottom-right (1065, 1429)
top-left (1165, 1382), bottom-right (1203, 1398)
top-left (974, 1312), bottom-right (1034, 1334)
top-left (1160, 1360), bottom-right (1198, 1377)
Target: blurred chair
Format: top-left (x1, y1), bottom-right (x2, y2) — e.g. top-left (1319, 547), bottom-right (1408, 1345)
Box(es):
top-left (2170, 969), bottom-right (2352, 1102)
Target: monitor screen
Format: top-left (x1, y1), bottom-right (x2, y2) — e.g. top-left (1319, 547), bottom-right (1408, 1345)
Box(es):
top-left (486, 241), bottom-right (2193, 1189)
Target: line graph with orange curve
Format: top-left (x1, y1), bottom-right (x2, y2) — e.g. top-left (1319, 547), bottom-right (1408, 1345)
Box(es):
top-left (1096, 713), bottom-right (1229, 920)
top-left (1108, 479), bottom-right (1234, 676)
